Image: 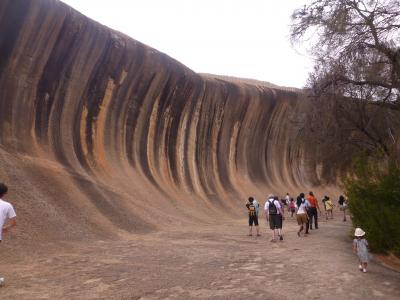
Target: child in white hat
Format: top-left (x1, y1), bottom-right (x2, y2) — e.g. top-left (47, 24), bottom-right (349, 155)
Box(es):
top-left (353, 228), bottom-right (370, 273)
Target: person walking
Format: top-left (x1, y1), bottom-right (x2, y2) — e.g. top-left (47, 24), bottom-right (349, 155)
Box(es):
top-left (322, 196), bottom-right (334, 220)
top-left (284, 193), bottom-right (290, 204)
top-left (264, 194), bottom-right (284, 242)
top-left (307, 191), bottom-right (321, 229)
top-left (296, 193), bottom-right (310, 237)
top-left (284, 193), bottom-right (290, 217)
top-left (353, 228), bottom-right (370, 273)
top-left (288, 198), bottom-right (296, 218)
top-left (338, 195), bottom-right (347, 222)
top-left (0, 183), bottom-right (17, 286)
top-left (246, 197), bottom-right (261, 236)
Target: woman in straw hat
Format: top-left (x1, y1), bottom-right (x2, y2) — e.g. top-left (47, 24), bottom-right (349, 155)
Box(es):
top-left (353, 228), bottom-right (370, 273)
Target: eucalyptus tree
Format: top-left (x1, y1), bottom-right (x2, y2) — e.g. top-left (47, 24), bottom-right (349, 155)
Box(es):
top-left (291, 0), bottom-right (400, 157)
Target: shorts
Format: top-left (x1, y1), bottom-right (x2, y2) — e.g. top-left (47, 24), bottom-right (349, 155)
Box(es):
top-left (339, 205), bottom-right (346, 211)
top-left (296, 213), bottom-right (308, 225)
top-left (269, 214), bottom-right (282, 229)
top-left (249, 215), bottom-right (259, 226)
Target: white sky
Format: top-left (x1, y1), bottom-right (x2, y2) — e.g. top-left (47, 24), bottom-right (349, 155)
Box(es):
top-left (61, 0), bottom-right (313, 88)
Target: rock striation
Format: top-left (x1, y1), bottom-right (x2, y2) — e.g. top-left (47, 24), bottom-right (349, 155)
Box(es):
top-left (0, 0), bottom-right (343, 241)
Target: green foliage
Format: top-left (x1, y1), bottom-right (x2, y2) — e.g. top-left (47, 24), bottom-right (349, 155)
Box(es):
top-left (345, 156), bottom-right (400, 257)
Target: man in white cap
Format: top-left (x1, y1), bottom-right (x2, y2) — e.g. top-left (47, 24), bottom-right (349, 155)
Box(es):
top-left (264, 194), bottom-right (284, 242)
top-left (0, 183), bottom-right (17, 286)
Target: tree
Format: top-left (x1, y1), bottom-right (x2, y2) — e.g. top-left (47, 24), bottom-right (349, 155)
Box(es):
top-left (345, 155), bottom-right (400, 256)
top-left (291, 0), bottom-right (400, 157)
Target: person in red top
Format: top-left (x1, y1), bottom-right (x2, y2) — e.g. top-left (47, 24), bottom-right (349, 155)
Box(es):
top-left (307, 191), bottom-right (321, 230)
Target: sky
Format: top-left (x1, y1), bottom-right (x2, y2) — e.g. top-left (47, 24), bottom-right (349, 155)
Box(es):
top-left (61, 0), bottom-right (313, 88)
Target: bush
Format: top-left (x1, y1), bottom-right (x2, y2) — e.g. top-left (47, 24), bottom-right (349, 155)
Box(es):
top-left (345, 156), bottom-right (400, 257)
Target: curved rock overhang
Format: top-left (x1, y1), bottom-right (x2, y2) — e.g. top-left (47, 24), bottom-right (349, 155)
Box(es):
top-left (0, 0), bottom-right (341, 240)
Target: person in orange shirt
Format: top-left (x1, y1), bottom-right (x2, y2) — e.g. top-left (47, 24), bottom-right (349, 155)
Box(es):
top-left (307, 191), bottom-right (321, 230)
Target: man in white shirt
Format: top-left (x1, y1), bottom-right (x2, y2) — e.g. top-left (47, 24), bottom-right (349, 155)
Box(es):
top-left (0, 183), bottom-right (17, 286)
top-left (284, 193), bottom-right (290, 204)
top-left (264, 194), bottom-right (284, 242)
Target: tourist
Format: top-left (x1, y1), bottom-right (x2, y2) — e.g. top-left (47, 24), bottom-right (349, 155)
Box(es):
top-left (0, 183), bottom-right (17, 286)
top-left (353, 228), bottom-right (370, 273)
top-left (252, 197), bottom-right (260, 218)
top-left (288, 198), bottom-right (296, 217)
top-left (307, 191), bottom-right (321, 229)
top-left (284, 193), bottom-right (290, 204)
top-left (296, 193), bottom-right (310, 237)
top-left (284, 193), bottom-right (290, 216)
top-left (246, 197), bottom-right (261, 236)
top-left (322, 196), bottom-right (334, 220)
top-left (338, 195), bottom-right (347, 221)
top-left (264, 194), bottom-right (283, 242)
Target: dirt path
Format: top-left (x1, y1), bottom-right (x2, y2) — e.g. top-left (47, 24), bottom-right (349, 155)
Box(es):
top-left (1, 214), bottom-right (399, 299)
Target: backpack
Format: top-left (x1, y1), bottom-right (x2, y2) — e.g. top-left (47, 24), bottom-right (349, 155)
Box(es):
top-left (248, 203), bottom-right (256, 216)
top-left (325, 200), bottom-right (334, 210)
top-left (268, 200), bottom-right (278, 215)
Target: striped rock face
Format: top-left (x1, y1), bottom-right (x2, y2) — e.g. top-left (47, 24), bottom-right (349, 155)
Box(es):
top-left (0, 0), bottom-right (347, 240)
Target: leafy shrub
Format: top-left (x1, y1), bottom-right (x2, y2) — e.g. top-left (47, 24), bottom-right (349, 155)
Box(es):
top-left (345, 156), bottom-right (400, 257)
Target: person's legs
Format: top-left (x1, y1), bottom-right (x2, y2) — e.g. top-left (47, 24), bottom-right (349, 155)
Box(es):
top-left (363, 262), bottom-right (368, 272)
top-left (271, 229), bottom-right (276, 241)
top-left (315, 209), bottom-right (318, 229)
top-left (296, 214), bottom-right (304, 236)
top-left (309, 208), bottom-right (317, 228)
top-left (278, 214), bottom-right (283, 240)
top-left (248, 217), bottom-right (253, 235)
top-left (307, 210), bottom-right (313, 230)
top-left (269, 216), bottom-right (275, 241)
top-left (343, 209), bottom-right (347, 221)
top-left (254, 216), bottom-right (260, 236)
top-left (277, 216), bottom-right (283, 240)
top-left (298, 225), bottom-right (303, 236)
top-left (305, 218), bottom-right (310, 234)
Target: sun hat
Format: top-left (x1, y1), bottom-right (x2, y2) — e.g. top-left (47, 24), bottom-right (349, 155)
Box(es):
top-left (354, 228), bottom-right (365, 237)
top-left (267, 194), bottom-right (274, 199)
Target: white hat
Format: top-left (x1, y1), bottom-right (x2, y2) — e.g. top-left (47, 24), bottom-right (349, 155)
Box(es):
top-left (354, 228), bottom-right (365, 237)
top-left (267, 194), bottom-right (274, 199)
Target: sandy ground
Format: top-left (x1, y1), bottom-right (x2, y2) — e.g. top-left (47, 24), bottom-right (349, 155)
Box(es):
top-left (0, 212), bottom-right (399, 300)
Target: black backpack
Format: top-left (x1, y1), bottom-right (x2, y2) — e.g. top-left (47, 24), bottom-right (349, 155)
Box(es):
top-left (268, 200), bottom-right (278, 215)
